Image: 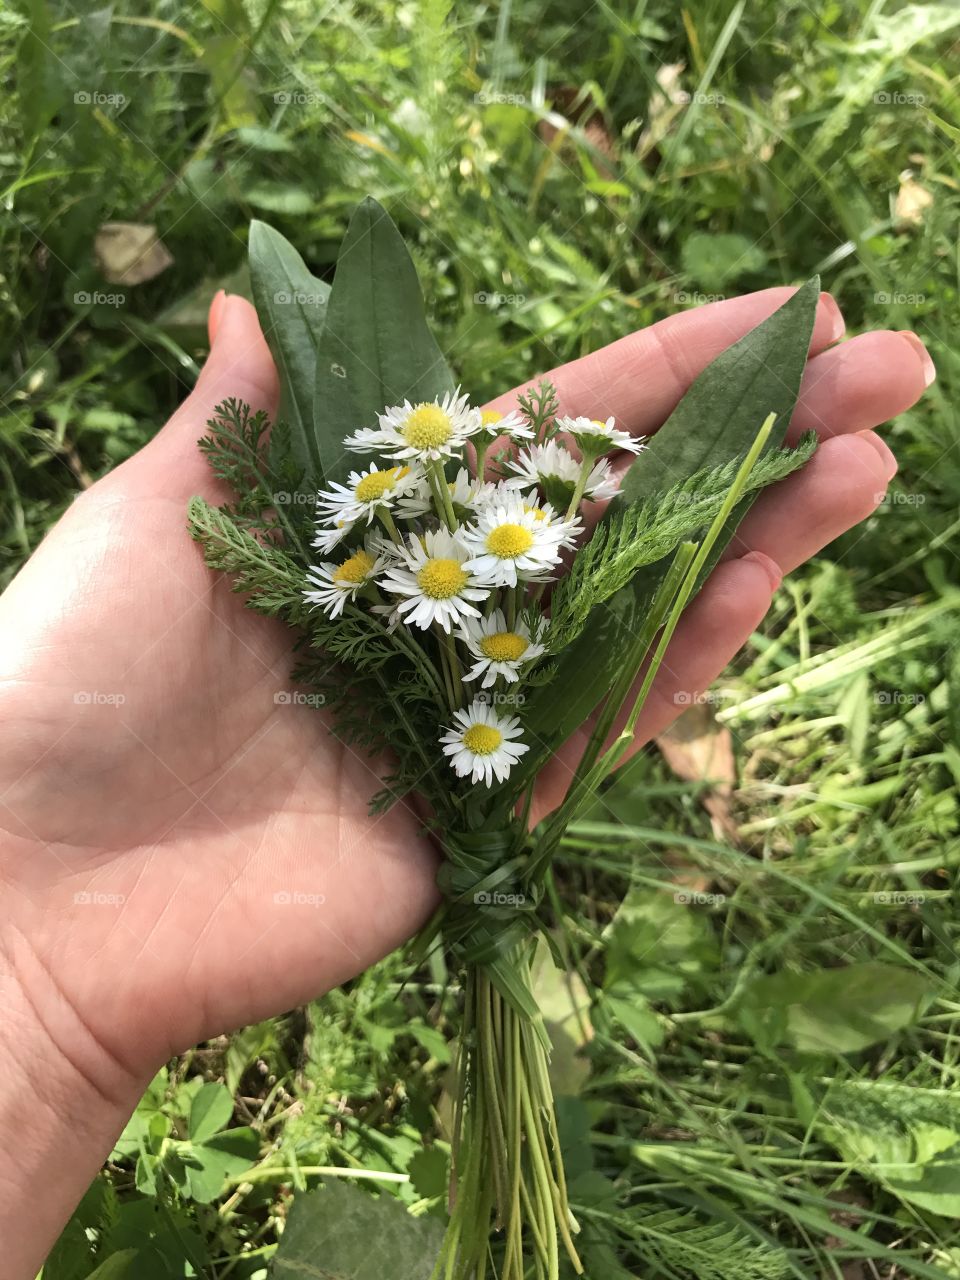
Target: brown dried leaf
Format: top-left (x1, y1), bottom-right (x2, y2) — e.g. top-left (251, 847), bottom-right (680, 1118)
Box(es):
top-left (655, 700), bottom-right (738, 843)
top-left (95, 222), bottom-right (174, 284)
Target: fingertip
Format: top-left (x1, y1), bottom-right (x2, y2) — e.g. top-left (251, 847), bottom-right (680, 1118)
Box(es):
top-left (818, 291), bottom-right (845, 345)
top-left (739, 549), bottom-right (783, 593)
top-left (208, 289), bottom-right (227, 345)
top-left (897, 330), bottom-right (936, 388)
top-left (855, 429), bottom-right (898, 483)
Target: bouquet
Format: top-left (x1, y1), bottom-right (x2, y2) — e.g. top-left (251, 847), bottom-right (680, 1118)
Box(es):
top-left (188, 197), bottom-right (820, 1277)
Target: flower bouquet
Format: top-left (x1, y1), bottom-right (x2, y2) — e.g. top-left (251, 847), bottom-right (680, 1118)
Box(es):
top-left (188, 198), bottom-right (820, 1277)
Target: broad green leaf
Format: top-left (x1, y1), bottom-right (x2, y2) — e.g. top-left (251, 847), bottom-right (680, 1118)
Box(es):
top-left (182, 1126), bottom-right (260, 1203)
top-left (407, 1146), bottom-right (449, 1201)
top-left (524, 278), bottom-right (820, 748)
top-left (272, 1180), bottom-right (444, 1278)
top-left (737, 961), bottom-right (930, 1054)
top-left (829, 1119), bottom-right (960, 1219)
top-left (110, 1068), bottom-right (170, 1159)
top-left (84, 1252), bottom-right (140, 1280)
top-left (312, 196), bottom-right (455, 488)
top-left (248, 219), bottom-right (330, 481)
top-left (188, 1080), bottom-right (233, 1141)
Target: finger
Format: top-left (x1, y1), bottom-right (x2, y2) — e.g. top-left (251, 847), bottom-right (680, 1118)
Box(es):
top-left (724, 431), bottom-right (896, 570)
top-left (531, 552), bottom-right (778, 822)
top-left (786, 330), bottom-right (935, 443)
top-left (115, 294), bottom-right (279, 500)
top-left (485, 287), bottom-right (845, 434)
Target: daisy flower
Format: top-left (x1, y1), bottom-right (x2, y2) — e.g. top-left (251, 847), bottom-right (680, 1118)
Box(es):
top-left (315, 462), bottom-right (428, 532)
top-left (304, 538), bottom-right (386, 619)
top-left (504, 440), bottom-right (620, 506)
top-left (378, 527), bottom-right (489, 632)
top-left (460, 493), bottom-right (577, 587)
top-left (440, 699), bottom-right (530, 786)
top-left (555, 414), bottom-right (646, 456)
top-left (460, 610), bottom-right (546, 687)
top-left (476, 407), bottom-right (534, 442)
top-left (344, 388), bottom-right (482, 462)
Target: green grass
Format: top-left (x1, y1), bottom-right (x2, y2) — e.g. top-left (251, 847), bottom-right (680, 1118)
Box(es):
top-left (5, 1), bottom-right (960, 1276)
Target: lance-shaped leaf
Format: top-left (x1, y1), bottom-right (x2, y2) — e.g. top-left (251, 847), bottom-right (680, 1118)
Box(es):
top-left (248, 220), bottom-right (329, 481)
top-left (312, 196), bottom-right (455, 488)
top-left (525, 277), bottom-right (821, 749)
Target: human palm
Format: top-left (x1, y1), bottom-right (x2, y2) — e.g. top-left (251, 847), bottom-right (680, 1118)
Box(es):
top-left (0, 289), bottom-right (932, 1088)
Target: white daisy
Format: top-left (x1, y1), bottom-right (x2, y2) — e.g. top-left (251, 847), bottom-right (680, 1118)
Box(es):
top-left (476, 407), bottom-right (534, 442)
top-left (555, 414), bottom-right (646, 456)
top-left (304, 538), bottom-right (386, 619)
top-left (344, 388), bottom-right (482, 462)
top-left (315, 463), bottom-right (428, 533)
top-left (440, 699), bottom-right (530, 786)
top-left (378, 527), bottom-right (489, 632)
top-left (459, 493), bottom-right (578, 587)
top-left (459, 610), bottom-right (546, 687)
top-left (504, 440), bottom-right (620, 506)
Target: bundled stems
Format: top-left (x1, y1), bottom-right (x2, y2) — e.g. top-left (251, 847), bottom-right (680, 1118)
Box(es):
top-left (436, 941), bottom-right (582, 1280)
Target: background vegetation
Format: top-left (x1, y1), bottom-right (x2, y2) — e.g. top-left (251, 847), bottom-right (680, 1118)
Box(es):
top-left (4, 0), bottom-right (959, 1275)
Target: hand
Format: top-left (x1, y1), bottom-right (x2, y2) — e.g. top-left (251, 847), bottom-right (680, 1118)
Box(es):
top-left (0, 289), bottom-right (933, 1275)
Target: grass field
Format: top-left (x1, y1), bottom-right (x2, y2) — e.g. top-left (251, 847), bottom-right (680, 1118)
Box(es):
top-left (5, 1), bottom-right (960, 1276)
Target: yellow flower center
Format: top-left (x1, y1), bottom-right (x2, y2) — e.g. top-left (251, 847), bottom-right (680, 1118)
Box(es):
top-left (463, 724), bottom-right (503, 755)
top-left (333, 549), bottom-right (375, 586)
top-left (523, 503), bottom-right (547, 522)
top-left (591, 418), bottom-right (609, 430)
top-left (486, 523), bottom-right (534, 559)
top-left (480, 631), bottom-right (528, 663)
top-left (402, 404), bottom-right (452, 449)
top-left (354, 466), bottom-right (407, 503)
top-left (417, 557), bottom-right (468, 599)
top-left (480, 409), bottom-right (502, 428)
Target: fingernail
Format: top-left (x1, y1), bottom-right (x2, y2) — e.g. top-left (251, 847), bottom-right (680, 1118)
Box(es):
top-left (819, 292), bottom-right (845, 343)
top-left (857, 430), bottom-right (898, 483)
top-left (208, 289), bottom-right (228, 342)
top-left (898, 331), bottom-right (936, 387)
top-left (741, 550), bottom-right (782, 593)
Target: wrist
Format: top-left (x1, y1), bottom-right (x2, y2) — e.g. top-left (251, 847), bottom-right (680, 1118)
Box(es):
top-left (1, 929), bottom-right (152, 1279)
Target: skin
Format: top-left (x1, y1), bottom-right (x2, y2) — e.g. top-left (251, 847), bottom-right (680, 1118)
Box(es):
top-left (0, 289), bottom-right (934, 1276)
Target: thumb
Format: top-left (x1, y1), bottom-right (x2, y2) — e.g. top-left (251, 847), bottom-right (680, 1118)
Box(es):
top-left (121, 293), bottom-right (280, 499)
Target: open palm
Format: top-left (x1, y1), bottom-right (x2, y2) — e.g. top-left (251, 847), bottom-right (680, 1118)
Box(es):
top-left (0, 289), bottom-right (932, 1090)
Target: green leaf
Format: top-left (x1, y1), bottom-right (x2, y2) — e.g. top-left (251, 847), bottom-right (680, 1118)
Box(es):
top-left (737, 961), bottom-right (930, 1054)
top-left (181, 1127), bottom-right (260, 1203)
top-left (248, 220), bottom-right (330, 481)
top-left (188, 1081), bottom-right (233, 1142)
top-left (681, 232), bottom-right (767, 290)
top-left (84, 1252), bottom-right (140, 1280)
top-left (524, 277), bottom-right (821, 749)
top-left (312, 196), bottom-right (455, 488)
top-left (272, 1180), bottom-right (444, 1278)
